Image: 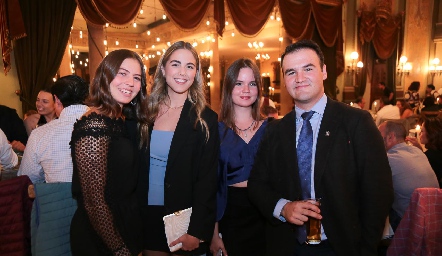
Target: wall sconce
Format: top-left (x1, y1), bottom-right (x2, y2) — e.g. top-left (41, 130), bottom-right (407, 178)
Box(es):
top-left (397, 56), bottom-right (411, 76)
top-left (346, 51), bottom-right (363, 74)
top-left (429, 58), bottom-right (442, 76)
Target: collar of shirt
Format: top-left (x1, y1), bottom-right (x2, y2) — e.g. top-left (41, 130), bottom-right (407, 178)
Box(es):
top-left (295, 94), bottom-right (327, 122)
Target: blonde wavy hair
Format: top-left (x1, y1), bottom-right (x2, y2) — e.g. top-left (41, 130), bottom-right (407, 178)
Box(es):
top-left (140, 41), bottom-right (209, 146)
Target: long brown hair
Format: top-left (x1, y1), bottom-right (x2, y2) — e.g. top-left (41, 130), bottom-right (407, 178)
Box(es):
top-left (86, 49), bottom-right (148, 123)
top-left (219, 58), bottom-right (262, 135)
top-left (139, 41), bottom-right (209, 145)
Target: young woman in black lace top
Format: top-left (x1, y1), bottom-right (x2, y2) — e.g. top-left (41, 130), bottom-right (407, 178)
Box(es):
top-left (70, 49), bottom-right (148, 255)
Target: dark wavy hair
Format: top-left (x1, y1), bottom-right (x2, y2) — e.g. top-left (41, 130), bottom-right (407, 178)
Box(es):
top-left (219, 58), bottom-right (263, 135)
top-left (86, 49), bottom-right (148, 122)
top-left (423, 116), bottom-right (442, 150)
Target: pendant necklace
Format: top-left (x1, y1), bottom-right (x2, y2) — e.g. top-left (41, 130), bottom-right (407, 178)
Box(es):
top-left (235, 120), bottom-right (256, 138)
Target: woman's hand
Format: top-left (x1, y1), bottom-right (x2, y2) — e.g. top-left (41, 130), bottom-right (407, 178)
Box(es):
top-left (170, 233), bottom-right (200, 251)
top-left (210, 233), bottom-right (227, 256)
top-left (405, 136), bottom-right (423, 151)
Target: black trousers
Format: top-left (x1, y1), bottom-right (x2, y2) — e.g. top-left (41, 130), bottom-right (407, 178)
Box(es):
top-left (294, 240), bottom-right (336, 256)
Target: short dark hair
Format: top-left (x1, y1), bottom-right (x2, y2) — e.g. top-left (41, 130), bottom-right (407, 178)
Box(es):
top-left (281, 39), bottom-right (324, 71)
top-left (379, 82), bottom-right (386, 87)
top-left (408, 81), bottom-right (420, 91)
top-left (381, 96), bottom-right (390, 105)
top-left (423, 96), bottom-right (435, 107)
top-left (355, 96), bottom-right (363, 104)
top-left (51, 75), bottom-right (89, 107)
top-left (384, 120), bottom-right (406, 140)
top-left (427, 84), bottom-right (435, 90)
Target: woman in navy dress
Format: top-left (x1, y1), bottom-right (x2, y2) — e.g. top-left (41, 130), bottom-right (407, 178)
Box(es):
top-left (210, 58), bottom-right (267, 256)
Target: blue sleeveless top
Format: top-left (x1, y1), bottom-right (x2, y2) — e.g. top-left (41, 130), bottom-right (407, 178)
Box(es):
top-left (148, 130), bottom-right (174, 205)
top-left (216, 120), bottom-right (267, 220)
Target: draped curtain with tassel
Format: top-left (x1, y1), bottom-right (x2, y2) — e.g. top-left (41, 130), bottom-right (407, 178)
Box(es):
top-left (278, 0), bottom-right (344, 99)
top-left (0, 0), bottom-right (26, 75)
top-left (13, 0), bottom-right (77, 113)
top-left (358, 10), bottom-right (403, 99)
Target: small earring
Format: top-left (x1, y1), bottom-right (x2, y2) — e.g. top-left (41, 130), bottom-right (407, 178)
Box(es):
top-left (130, 100), bottom-right (136, 106)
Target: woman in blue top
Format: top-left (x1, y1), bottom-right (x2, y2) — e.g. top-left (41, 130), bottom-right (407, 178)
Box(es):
top-left (137, 41), bottom-right (219, 256)
top-left (210, 58), bottom-right (267, 256)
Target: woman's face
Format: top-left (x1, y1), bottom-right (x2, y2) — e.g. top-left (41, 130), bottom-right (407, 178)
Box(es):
top-left (396, 101), bottom-right (403, 109)
top-left (162, 49), bottom-right (197, 97)
top-left (231, 67), bottom-right (259, 108)
top-left (419, 122), bottom-right (428, 145)
top-left (109, 58), bottom-right (142, 107)
top-left (36, 91), bottom-right (55, 117)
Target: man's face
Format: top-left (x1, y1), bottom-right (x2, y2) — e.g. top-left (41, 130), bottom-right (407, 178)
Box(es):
top-left (359, 98), bottom-right (366, 109)
top-left (378, 83), bottom-right (384, 90)
top-left (282, 48), bottom-right (327, 110)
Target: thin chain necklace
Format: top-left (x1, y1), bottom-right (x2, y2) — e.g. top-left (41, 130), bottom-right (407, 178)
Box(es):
top-left (235, 120), bottom-right (256, 138)
top-left (157, 104), bottom-right (184, 119)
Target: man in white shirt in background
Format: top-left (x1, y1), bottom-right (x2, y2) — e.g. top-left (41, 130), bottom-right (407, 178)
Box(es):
top-left (18, 75), bottom-right (89, 183)
top-left (352, 96), bottom-right (366, 109)
top-left (375, 96), bottom-right (400, 126)
top-left (0, 129), bottom-right (18, 170)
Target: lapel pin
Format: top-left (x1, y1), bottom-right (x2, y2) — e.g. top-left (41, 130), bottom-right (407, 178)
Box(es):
top-left (325, 131), bottom-right (330, 136)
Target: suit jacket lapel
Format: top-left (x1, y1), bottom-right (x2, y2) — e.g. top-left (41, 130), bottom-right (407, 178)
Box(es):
top-left (281, 110), bottom-right (302, 198)
top-left (166, 100), bottom-right (193, 171)
top-left (314, 99), bottom-right (340, 194)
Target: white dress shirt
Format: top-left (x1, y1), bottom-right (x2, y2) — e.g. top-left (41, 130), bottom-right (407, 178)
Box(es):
top-left (18, 105), bottom-right (89, 183)
top-left (0, 128), bottom-right (18, 170)
top-left (375, 104), bottom-right (400, 126)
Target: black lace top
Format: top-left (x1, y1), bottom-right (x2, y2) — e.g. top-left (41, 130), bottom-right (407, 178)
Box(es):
top-left (71, 112), bottom-right (142, 255)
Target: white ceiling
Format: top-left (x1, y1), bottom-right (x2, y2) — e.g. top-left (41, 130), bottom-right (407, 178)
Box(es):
top-left (72, 0), bottom-right (286, 63)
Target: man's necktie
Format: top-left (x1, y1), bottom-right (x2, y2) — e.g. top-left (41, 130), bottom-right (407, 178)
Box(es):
top-left (296, 111), bottom-right (314, 244)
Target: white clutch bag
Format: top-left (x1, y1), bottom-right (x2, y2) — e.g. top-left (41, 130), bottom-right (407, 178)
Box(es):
top-left (163, 207), bottom-right (192, 252)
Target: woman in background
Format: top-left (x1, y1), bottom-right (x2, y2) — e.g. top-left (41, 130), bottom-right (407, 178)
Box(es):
top-left (396, 99), bottom-right (413, 119)
top-left (70, 49), bottom-right (148, 255)
top-left (24, 88), bottom-right (57, 135)
top-left (210, 58), bottom-right (267, 256)
top-left (406, 116), bottom-right (442, 188)
top-left (137, 41), bottom-right (219, 255)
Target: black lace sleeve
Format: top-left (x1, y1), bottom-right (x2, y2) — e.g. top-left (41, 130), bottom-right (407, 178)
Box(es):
top-left (71, 113), bottom-right (131, 255)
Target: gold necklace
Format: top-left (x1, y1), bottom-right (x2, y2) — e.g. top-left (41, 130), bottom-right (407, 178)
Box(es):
top-left (235, 120), bottom-right (256, 138)
top-left (157, 104), bottom-right (184, 119)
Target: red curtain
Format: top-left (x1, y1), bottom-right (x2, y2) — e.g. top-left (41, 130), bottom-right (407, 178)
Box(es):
top-left (160, 0), bottom-right (210, 31)
top-left (279, 0), bottom-right (344, 77)
top-left (76, 0), bottom-right (143, 26)
top-left (0, 0), bottom-right (26, 75)
top-left (359, 10), bottom-right (402, 60)
top-left (225, 0), bottom-right (276, 36)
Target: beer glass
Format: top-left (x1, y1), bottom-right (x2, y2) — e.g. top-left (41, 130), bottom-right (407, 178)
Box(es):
top-left (305, 198), bottom-right (321, 244)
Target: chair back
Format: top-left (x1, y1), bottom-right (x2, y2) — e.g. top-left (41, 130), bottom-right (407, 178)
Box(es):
top-left (387, 188), bottom-right (442, 256)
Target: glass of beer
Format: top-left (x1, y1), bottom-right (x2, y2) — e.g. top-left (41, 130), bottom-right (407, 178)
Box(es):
top-left (305, 198), bottom-right (321, 244)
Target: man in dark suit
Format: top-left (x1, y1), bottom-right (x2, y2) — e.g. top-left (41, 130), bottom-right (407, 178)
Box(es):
top-left (248, 40), bottom-right (393, 256)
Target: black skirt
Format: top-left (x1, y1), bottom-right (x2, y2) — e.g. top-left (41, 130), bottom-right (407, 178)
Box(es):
top-left (218, 186), bottom-right (266, 256)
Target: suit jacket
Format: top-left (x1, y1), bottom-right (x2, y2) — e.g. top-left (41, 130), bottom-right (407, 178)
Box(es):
top-left (130, 100), bottom-right (219, 254)
top-left (248, 97), bottom-right (393, 256)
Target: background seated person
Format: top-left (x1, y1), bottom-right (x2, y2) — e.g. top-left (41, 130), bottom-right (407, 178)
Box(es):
top-left (0, 129), bottom-right (18, 170)
top-left (378, 121), bottom-right (438, 231)
top-left (421, 96), bottom-right (440, 112)
top-left (0, 105), bottom-right (28, 152)
top-left (396, 99), bottom-right (414, 119)
top-left (23, 88), bottom-right (57, 136)
top-left (376, 96), bottom-right (400, 126)
top-left (18, 75), bottom-right (89, 183)
top-left (406, 116), bottom-right (442, 188)
top-left (261, 105), bottom-right (279, 120)
top-left (352, 96), bottom-right (366, 109)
